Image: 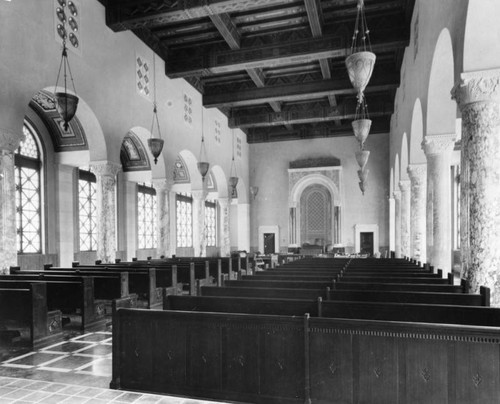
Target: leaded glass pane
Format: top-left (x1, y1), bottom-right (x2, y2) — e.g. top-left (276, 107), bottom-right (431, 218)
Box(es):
top-left (176, 194), bottom-right (193, 247)
top-left (16, 123), bottom-right (42, 254)
top-left (205, 201), bottom-right (216, 247)
top-left (138, 185), bottom-right (157, 249)
top-left (79, 177), bottom-right (97, 251)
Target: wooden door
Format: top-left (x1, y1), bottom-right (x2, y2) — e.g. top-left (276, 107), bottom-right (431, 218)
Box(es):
top-left (360, 232), bottom-right (374, 256)
top-left (264, 233), bottom-right (275, 254)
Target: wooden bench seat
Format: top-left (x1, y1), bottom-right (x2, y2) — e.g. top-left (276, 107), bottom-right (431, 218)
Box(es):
top-left (334, 280), bottom-right (464, 293)
top-left (224, 279), bottom-right (335, 289)
top-left (338, 275), bottom-right (452, 284)
top-left (200, 285), bottom-right (329, 300)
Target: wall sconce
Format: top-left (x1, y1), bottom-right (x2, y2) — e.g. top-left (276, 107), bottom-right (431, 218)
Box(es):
top-left (250, 186), bottom-right (259, 200)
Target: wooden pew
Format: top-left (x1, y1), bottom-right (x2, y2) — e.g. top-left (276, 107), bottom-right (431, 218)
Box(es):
top-left (0, 281), bottom-right (62, 348)
top-left (201, 285), bottom-right (330, 300)
top-left (223, 279), bottom-right (335, 289)
top-left (338, 274), bottom-right (453, 284)
top-left (0, 274), bottom-right (106, 330)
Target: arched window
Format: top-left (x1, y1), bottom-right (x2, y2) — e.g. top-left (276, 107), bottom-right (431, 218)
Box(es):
top-left (138, 183), bottom-right (157, 249)
top-left (78, 169), bottom-right (97, 251)
top-left (15, 122), bottom-right (43, 254)
top-left (176, 192), bottom-right (193, 247)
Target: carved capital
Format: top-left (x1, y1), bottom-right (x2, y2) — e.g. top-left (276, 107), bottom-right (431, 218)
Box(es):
top-left (393, 189), bottom-right (401, 200)
top-left (0, 130), bottom-right (23, 152)
top-left (407, 163), bottom-right (427, 184)
top-left (191, 189), bottom-right (208, 201)
top-left (153, 178), bottom-right (174, 191)
top-left (398, 179), bottom-right (411, 193)
top-left (452, 68), bottom-right (500, 111)
top-left (218, 197), bottom-right (230, 209)
top-left (422, 134), bottom-right (456, 156)
top-left (90, 161), bottom-right (122, 179)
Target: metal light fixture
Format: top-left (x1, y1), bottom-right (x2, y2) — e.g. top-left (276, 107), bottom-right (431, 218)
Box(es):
top-left (352, 94), bottom-right (372, 149)
top-left (197, 104), bottom-right (210, 181)
top-left (355, 149), bottom-right (370, 195)
top-left (54, 15), bottom-right (78, 131)
top-left (148, 53), bottom-right (164, 164)
top-left (250, 186), bottom-right (259, 200)
top-left (229, 130), bottom-right (238, 193)
top-left (345, 0), bottom-right (376, 98)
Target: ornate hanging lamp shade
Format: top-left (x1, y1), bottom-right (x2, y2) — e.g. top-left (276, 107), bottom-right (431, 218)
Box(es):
top-left (55, 92), bottom-right (79, 131)
top-left (352, 118), bottom-right (372, 148)
top-left (148, 137), bottom-right (164, 165)
top-left (198, 103), bottom-right (210, 181)
top-left (346, 0), bottom-right (376, 95)
top-left (197, 161), bottom-right (210, 179)
top-left (359, 180), bottom-right (367, 195)
top-left (147, 55), bottom-right (165, 165)
top-left (229, 176), bottom-right (239, 188)
top-left (355, 149), bottom-right (370, 169)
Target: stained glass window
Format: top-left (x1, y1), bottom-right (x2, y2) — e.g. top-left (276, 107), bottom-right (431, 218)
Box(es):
top-left (205, 199), bottom-right (216, 247)
top-left (176, 193), bottom-right (193, 247)
top-left (138, 184), bottom-right (157, 249)
top-left (78, 170), bottom-right (97, 251)
top-left (15, 123), bottom-right (42, 253)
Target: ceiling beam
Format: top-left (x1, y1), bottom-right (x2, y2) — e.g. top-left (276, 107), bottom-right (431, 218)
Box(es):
top-left (204, 67), bottom-right (400, 108)
top-left (229, 95), bottom-right (393, 128)
top-left (246, 117), bottom-right (391, 143)
top-left (166, 34), bottom-right (408, 77)
top-left (209, 13), bottom-right (240, 49)
top-left (106, 0), bottom-right (298, 31)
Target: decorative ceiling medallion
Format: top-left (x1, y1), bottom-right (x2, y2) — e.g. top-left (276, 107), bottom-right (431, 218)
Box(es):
top-left (29, 89), bottom-right (88, 152)
top-left (173, 155), bottom-right (190, 183)
top-left (120, 131), bottom-right (151, 172)
top-left (136, 54), bottom-right (151, 100)
top-left (54, 0), bottom-right (81, 54)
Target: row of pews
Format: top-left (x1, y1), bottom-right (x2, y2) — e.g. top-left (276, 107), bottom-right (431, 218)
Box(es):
top-left (0, 256), bottom-right (250, 350)
top-left (111, 257), bottom-right (500, 404)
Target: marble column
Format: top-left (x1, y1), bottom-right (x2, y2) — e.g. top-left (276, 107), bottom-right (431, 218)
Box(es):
top-left (218, 198), bottom-right (230, 257)
top-left (407, 164), bottom-right (427, 263)
top-left (154, 179), bottom-right (173, 259)
top-left (422, 134), bottom-right (456, 273)
top-left (393, 190), bottom-right (402, 258)
top-left (192, 189), bottom-right (207, 257)
top-left (399, 180), bottom-right (411, 258)
top-left (452, 68), bottom-right (500, 303)
top-left (0, 150), bottom-right (16, 273)
top-left (90, 161), bottom-right (121, 263)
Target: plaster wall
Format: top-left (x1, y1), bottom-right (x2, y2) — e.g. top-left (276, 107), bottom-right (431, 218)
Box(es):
top-left (249, 134), bottom-right (390, 253)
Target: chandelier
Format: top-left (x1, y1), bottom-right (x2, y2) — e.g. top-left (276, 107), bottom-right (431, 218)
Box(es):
top-left (197, 104), bottom-right (210, 181)
top-left (228, 130), bottom-right (239, 196)
top-left (54, 15), bottom-right (78, 131)
top-left (148, 53), bottom-right (164, 165)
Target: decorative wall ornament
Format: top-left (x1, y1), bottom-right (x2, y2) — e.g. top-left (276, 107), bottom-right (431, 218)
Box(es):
top-left (54, 0), bottom-right (81, 55)
top-left (173, 155), bottom-right (190, 183)
top-left (136, 54), bottom-right (152, 100)
top-left (120, 131), bottom-right (151, 172)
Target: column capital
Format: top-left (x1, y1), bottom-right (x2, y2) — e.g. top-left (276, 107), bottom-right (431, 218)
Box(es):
top-left (218, 197), bottom-right (230, 208)
top-left (398, 179), bottom-right (411, 193)
top-left (393, 189), bottom-right (401, 200)
top-left (191, 189), bottom-right (208, 201)
top-left (0, 130), bottom-right (22, 152)
top-left (90, 161), bottom-right (121, 178)
top-left (152, 178), bottom-right (174, 191)
top-left (422, 134), bottom-right (456, 156)
top-left (452, 68), bottom-right (500, 111)
top-left (407, 163), bottom-right (427, 182)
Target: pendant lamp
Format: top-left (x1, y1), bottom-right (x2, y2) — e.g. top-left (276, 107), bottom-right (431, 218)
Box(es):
top-left (197, 104), bottom-right (210, 181)
top-left (147, 54), bottom-right (164, 164)
top-left (229, 130), bottom-right (239, 193)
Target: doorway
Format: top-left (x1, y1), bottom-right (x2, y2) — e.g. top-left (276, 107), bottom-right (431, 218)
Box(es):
top-left (264, 233), bottom-right (275, 255)
top-left (360, 232), bottom-right (374, 256)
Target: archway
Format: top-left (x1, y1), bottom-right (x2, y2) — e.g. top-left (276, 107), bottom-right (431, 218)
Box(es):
top-left (410, 99), bottom-right (426, 163)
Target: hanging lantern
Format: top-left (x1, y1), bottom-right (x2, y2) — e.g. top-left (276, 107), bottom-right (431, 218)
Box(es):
top-left (197, 161), bottom-right (210, 180)
top-left (198, 105), bottom-right (210, 181)
top-left (55, 92), bottom-right (79, 131)
top-left (357, 168), bottom-right (369, 183)
top-left (250, 186), bottom-right (259, 200)
top-left (148, 137), bottom-right (164, 165)
top-left (229, 176), bottom-right (239, 189)
top-left (345, 51), bottom-right (376, 96)
top-left (352, 118), bottom-right (372, 148)
top-left (359, 181), bottom-right (367, 195)
top-left (228, 129), bottom-right (238, 193)
top-left (345, 0), bottom-right (376, 95)
top-left (355, 149), bottom-right (370, 169)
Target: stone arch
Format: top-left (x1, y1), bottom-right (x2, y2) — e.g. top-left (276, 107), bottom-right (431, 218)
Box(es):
top-left (410, 99), bottom-right (426, 163)
top-left (427, 29), bottom-right (456, 136)
top-left (400, 133), bottom-right (409, 180)
top-left (208, 165), bottom-right (228, 199)
top-left (171, 149), bottom-right (200, 192)
top-left (463, 0), bottom-right (500, 72)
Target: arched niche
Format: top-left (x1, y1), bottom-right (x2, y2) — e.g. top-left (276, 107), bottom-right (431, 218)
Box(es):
top-left (171, 149), bottom-right (199, 193)
top-left (427, 29), bottom-right (456, 136)
top-left (208, 165), bottom-right (227, 199)
top-left (120, 128), bottom-right (152, 183)
top-left (400, 133), bottom-right (409, 180)
top-left (410, 99), bottom-right (426, 163)
top-left (463, 0), bottom-right (500, 72)
top-left (288, 168), bottom-right (342, 248)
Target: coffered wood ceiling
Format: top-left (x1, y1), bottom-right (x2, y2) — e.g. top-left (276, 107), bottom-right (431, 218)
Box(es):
top-left (101, 0), bottom-right (415, 143)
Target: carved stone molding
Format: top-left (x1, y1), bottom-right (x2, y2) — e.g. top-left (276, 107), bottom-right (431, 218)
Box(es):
top-left (153, 178), bottom-right (175, 191)
top-left (462, 101), bottom-right (500, 138)
top-left (90, 161), bottom-right (122, 183)
top-left (452, 68), bottom-right (500, 111)
top-left (422, 134), bottom-right (456, 156)
top-left (398, 179), bottom-right (411, 193)
top-left (393, 189), bottom-right (401, 200)
top-left (0, 130), bottom-right (23, 152)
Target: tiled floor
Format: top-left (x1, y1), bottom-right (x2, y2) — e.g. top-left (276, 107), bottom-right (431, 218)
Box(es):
top-left (0, 331), bottom-right (231, 404)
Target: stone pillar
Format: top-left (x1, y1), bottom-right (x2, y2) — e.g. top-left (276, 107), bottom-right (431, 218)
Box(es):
top-left (399, 180), bottom-right (411, 258)
top-left (192, 189), bottom-right (207, 257)
top-left (422, 134), bottom-right (456, 273)
top-left (154, 179), bottom-right (173, 259)
top-left (452, 69), bottom-right (500, 303)
top-left (219, 198), bottom-right (230, 257)
top-left (90, 161), bottom-right (121, 263)
top-left (407, 164), bottom-right (427, 262)
top-left (0, 150), bottom-right (16, 273)
top-left (393, 190), bottom-right (401, 258)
